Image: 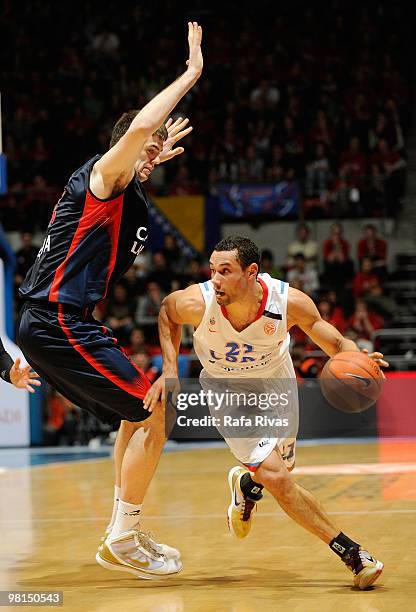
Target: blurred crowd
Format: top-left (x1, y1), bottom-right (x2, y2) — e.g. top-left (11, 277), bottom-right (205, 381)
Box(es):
top-left (0, 0), bottom-right (411, 232)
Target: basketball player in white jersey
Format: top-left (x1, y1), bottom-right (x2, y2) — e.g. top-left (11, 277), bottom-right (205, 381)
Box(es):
top-left (144, 236), bottom-right (387, 589)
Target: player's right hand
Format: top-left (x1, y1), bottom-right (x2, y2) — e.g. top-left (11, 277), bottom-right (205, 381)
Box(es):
top-left (186, 21), bottom-right (203, 77)
top-left (144, 374), bottom-right (180, 413)
top-left (9, 358), bottom-right (41, 393)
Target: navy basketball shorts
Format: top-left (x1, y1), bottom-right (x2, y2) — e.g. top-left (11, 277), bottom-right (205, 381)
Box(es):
top-left (17, 302), bottom-right (151, 425)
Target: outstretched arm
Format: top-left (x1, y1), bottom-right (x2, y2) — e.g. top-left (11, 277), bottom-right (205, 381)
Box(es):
top-left (287, 287), bottom-right (388, 367)
top-left (92, 22), bottom-right (203, 197)
top-left (143, 284), bottom-right (205, 411)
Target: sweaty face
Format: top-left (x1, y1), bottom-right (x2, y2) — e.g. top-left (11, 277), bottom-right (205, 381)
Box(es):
top-left (209, 250), bottom-right (255, 306)
top-left (136, 134), bottom-right (164, 181)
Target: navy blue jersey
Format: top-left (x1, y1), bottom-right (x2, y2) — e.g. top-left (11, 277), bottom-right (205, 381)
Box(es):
top-left (20, 155), bottom-right (148, 308)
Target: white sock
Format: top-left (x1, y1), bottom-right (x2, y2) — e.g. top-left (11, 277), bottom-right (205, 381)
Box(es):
top-left (107, 485), bottom-right (121, 531)
top-left (110, 500), bottom-right (142, 539)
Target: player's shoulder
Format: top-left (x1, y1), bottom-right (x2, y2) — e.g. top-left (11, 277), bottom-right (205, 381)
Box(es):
top-left (259, 273), bottom-right (288, 295)
top-left (69, 155), bottom-right (101, 182)
top-left (176, 283), bottom-right (206, 308)
top-left (168, 284), bottom-right (205, 326)
top-left (65, 155), bottom-right (101, 197)
top-left (287, 286), bottom-right (317, 323)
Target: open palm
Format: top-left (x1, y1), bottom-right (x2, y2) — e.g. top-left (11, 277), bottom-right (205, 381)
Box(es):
top-left (9, 358), bottom-right (41, 393)
top-left (159, 117), bottom-right (193, 164)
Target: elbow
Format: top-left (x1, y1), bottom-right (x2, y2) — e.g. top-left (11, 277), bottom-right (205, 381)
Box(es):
top-left (128, 116), bottom-right (154, 137)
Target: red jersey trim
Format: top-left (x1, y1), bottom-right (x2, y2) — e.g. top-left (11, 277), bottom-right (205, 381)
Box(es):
top-left (57, 305), bottom-right (151, 400)
top-left (49, 191), bottom-right (124, 302)
top-left (102, 196), bottom-right (124, 299)
top-left (220, 277), bottom-right (269, 323)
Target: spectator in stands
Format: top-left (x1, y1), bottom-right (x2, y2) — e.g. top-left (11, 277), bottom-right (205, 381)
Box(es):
top-left (322, 222), bottom-right (354, 290)
top-left (370, 138), bottom-right (406, 215)
top-left (364, 279), bottom-right (401, 322)
top-left (14, 232), bottom-right (38, 286)
top-left (345, 299), bottom-right (384, 340)
top-left (146, 251), bottom-right (173, 293)
top-left (184, 257), bottom-right (209, 285)
top-left (287, 253), bottom-right (319, 297)
top-left (161, 233), bottom-right (185, 275)
top-left (281, 115), bottom-right (305, 175)
top-left (238, 144), bottom-right (264, 182)
top-left (287, 223), bottom-right (318, 269)
top-left (105, 283), bottom-right (135, 345)
top-left (305, 142), bottom-right (332, 200)
top-left (168, 165), bottom-right (199, 196)
top-left (250, 79), bottom-right (280, 111)
top-left (260, 249), bottom-right (283, 278)
top-left (119, 266), bottom-right (141, 300)
top-left (317, 298), bottom-right (346, 333)
top-left (125, 327), bottom-right (147, 357)
top-left (309, 110), bottom-right (334, 149)
top-left (368, 162), bottom-right (386, 214)
top-left (44, 391), bottom-right (81, 446)
top-left (338, 136), bottom-right (367, 192)
top-left (353, 256), bottom-right (380, 297)
top-left (357, 224), bottom-right (388, 277)
top-left (130, 352), bottom-right (158, 383)
top-left (135, 281), bottom-right (166, 326)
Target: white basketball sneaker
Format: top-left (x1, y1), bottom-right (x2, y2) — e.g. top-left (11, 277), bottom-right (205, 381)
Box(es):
top-left (98, 526), bottom-right (181, 560)
top-left (96, 529), bottom-right (182, 579)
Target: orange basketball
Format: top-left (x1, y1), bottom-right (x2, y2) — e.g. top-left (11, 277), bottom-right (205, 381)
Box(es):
top-left (320, 351), bottom-right (384, 413)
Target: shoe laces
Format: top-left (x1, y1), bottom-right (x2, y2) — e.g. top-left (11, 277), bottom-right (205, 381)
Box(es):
top-left (240, 498), bottom-right (256, 522)
top-left (343, 547), bottom-right (374, 575)
top-left (132, 528), bottom-right (163, 558)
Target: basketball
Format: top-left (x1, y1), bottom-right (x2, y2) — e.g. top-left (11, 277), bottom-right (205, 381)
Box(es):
top-left (320, 351), bottom-right (384, 413)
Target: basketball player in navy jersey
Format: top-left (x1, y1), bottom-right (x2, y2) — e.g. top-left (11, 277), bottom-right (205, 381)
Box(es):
top-left (145, 236), bottom-right (387, 589)
top-left (18, 22), bottom-right (203, 579)
top-left (0, 336), bottom-right (40, 392)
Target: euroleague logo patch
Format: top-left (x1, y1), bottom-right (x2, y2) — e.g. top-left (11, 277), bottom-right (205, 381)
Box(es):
top-left (264, 321), bottom-right (277, 335)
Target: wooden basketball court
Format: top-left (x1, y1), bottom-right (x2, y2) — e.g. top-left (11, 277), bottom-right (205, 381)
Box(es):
top-left (1, 440), bottom-right (415, 611)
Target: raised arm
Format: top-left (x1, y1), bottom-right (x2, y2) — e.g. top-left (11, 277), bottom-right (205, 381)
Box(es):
top-left (91, 22), bottom-right (203, 197)
top-left (143, 284), bottom-right (205, 411)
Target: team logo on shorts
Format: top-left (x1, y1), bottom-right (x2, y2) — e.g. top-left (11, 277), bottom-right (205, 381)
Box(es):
top-left (210, 317), bottom-right (216, 326)
top-left (264, 321), bottom-right (277, 335)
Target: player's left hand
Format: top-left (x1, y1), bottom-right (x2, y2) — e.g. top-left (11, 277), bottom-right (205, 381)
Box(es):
top-left (362, 348), bottom-right (389, 376)
top-left (9, 358), bottom-right (41, 393)
top-left (159, 117), bottom-right (193, 164)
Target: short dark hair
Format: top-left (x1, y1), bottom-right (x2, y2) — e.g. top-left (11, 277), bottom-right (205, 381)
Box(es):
top-left (110, 110), bottom-right (168, 148)
top-left (213, 236), bottom-right (260, 270)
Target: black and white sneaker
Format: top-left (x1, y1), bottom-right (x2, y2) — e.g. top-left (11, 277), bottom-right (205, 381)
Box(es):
top-left (343, 547), bottom-right (384, 589)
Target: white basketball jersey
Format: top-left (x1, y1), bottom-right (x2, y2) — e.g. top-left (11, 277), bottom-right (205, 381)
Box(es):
top-left (193, 273), bottom-right (291, 378)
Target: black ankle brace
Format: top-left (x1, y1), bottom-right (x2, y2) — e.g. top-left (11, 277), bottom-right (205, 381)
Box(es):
top-left (329, 532), bottom-right (360, 558)
top-left (240, 472), bottom-right (264, 501)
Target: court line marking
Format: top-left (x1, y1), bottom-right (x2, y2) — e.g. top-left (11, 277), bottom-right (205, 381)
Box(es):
top-left (3, 460), bottom-right (416, 476)
top-left (296, 463), bottom-right (416, 475)
top-left (0, 508), bottom-right (415, 524)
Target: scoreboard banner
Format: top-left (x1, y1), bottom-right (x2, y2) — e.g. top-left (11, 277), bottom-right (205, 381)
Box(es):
top-left (217, 181), bottom-right (299, 219)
